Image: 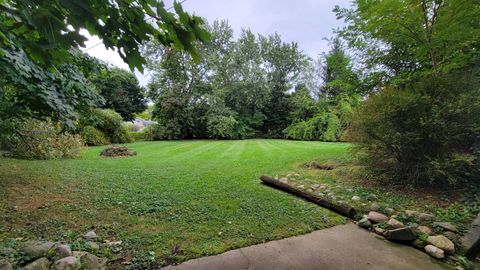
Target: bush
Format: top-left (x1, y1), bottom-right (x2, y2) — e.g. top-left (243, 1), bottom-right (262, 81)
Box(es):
top-left (284, 112), bottom-right (341, 141)
top-left (80, 126), bottom-right (110, 146)
top-left (7, 118), bottom-right (85, 159)
top-left (79, 109), bottom-right (132, 144)
top-left (347, 74), bottom-right (480, 185)
top-left (207, 115), bottom-right (239, 139)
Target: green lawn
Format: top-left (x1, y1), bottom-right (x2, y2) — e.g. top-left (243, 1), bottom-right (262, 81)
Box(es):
top-left (0, 139), bottom-right (350, 266)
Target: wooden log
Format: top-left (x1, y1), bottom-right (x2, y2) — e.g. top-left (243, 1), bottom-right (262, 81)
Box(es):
top-left (260, 175), bottom-right (356, 218)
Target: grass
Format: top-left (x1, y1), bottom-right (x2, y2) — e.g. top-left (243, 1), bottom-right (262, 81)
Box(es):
top-left (0, 139), bottom-right (350, 267)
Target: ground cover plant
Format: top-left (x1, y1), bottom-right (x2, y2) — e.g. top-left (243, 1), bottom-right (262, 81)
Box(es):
top-left (0, 140), bottom-right (349, 268)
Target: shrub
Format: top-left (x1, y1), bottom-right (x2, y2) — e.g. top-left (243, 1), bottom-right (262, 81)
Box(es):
top-left (8, 118), bottom-right (85, 159)
top-left (143, 123), bottom-right (183, 140)
top-left (347, 74), bottom-right (480, 185)
top-left (284, 112), bottom-right (341, 141)
top-left (80, 126), bottom-right (110, 146)
top-left (79, 109), bottom-right (132, 143)
top-left (207, 115), bottom-right (239, 139)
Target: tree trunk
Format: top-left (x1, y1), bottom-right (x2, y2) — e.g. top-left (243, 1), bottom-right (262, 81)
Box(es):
top-left (260, 175), bottom-right (356, 218)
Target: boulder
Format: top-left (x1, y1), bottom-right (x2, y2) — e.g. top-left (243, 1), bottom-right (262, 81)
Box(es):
top-left (55, 244), bottom-right (72, 259)
top-left (461, 214), bottom-right (480, 258)
top-left (373, 227), bottom-right (385, 235)
top-left (370, 203), bottom-right (380, 212)
top-left (387, 218), bottom-right (405, 230)
top-left (417, 226), bottom-right (432, 235)
top-left (84, 231), bottom-right (97, 240)
top-left (385, 227), bottom-right (416, 242)
top-left (368, 211), bottom-right (389, 224)
top-left (23, 257), bottom-right (50, 270)
top-left (54, 256), bottom-right (81, 270)
top-left (351, 196), bottom-right (360, 201)
top-left (358, 217), bottom-right (371, 229)
top-left (405, 210), bottom-right (420, 218)
top-left (22, 241), bottom-right (55, 259)
top-left (418, 213), bottom-right (435, 222)
top-left (434, 222), bottom-right (459, 233)
top-left (385, 208), bottom-right (395, 215)
top-left (80, 253), bottom-right (107, 270)
top-left (424, 245), bottom-right (445, 259)
top-left (427, 235), bottom-right (455, 255)
top-left (412, 239), bottom-right (427, 250)
top-left (0, 260), bottom-right (12, 270)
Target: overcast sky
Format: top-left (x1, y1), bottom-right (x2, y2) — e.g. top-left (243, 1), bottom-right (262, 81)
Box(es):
top-left (82, 0), bottom-right (352, 85)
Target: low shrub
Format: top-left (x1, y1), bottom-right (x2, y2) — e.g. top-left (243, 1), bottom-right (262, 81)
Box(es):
top-left (80, 126), bottom-right (110, 146)
top-left (79, 109), bottom-right (132, 144)
top-left (284, 112), bottom-right (341, 141)
top-left (7, 118), bottom-right (85, 159)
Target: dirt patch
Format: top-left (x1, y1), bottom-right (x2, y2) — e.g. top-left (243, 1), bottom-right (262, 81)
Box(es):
top-left (100, 146), bottom-right (137, 157)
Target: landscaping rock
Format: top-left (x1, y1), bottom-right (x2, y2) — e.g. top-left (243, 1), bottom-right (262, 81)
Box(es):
top-left (385, 208), bottom-right (395, 215)
top-left (424, 245), bottom-right (445, 259)
top-left (72, 251), bottom-right (88, 258)
top-left (461, 213), bottom-right (480, 258)
top-left (434, 222), bottom-right (459, 233)
top-left (427, 235), bottom-right (455, 255)
top-left (346, 188), bottom-right (353, 193)
top-left (385, 227), bottom-right (416, 242)
top-left (297, 185), bottom-right (305, 189)
top-left (417, 226), bottom-right (432, 235)
top-left (387, 218), bottom-right (405, 230)
top-left (368, 211), bottom-right (389, 224)
top-left (100, 146), bottom-right (136, 157)
top-left (54, 256), bottom-right (81, 270)
top-left (370, 203), bottom-right (380, 212)
top-left (317, 192), bottom-right (325, 197)
top-left (351, 196), bottom-right (360, 201)
top-left (0, 260), bottom-right (12, 270)
top-left (358, 217), bottom-right (371, 229)
top-left (86, 242), bottom-right (99, 251)
top-left (412, 239), bottom-right (427, 250)
top-left (22, 241), bottom-right (55, 259)
top-left (80, 253), bottom-right (107, 270)
top-left (306, 188), bottom-right (314, 193)
top-left (418, 213), bottom-right (435, 222)
top-left (373, 227), bottom-right (385, 235)
top-left (23, 257), bottom-right (51, 270)
top-left (55, 244), bottom-right (72, 259)
top-left (310, 184), bottom-right (320, 190)
top-left (443, 231), bottom-right (459, 242)
top-left (405, 210), bottom-right (420, 218)
top-left (278, 177), bottom-right (289, 184)
top-left (84, 231), bottom-right (97, 240)
top-left (0, 248), bottom-right (16, 256)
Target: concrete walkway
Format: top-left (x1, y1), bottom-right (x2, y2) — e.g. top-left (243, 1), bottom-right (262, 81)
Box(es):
top-left (162, 224), bottom-right (449, 270)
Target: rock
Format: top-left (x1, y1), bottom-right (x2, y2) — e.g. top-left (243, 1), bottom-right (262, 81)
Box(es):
top-left (317, 192), bottom-right (325, 197)
top-left (54, 256), bottom-right (81, 270)
top-left (424, 245), bottom-right (445, 259)
top-left (417, 226), bottom-right (432, 235)
top-left (443, 231), bottom-right (459, 242)
top-left (55, 244), bottom-right (72, 259)
top-left (427, 235), bottom-right (455, 255)
top-left (297, 185), bottom-right (305, 189)
top-left (22, 241), bottom-right (55, 259)
top-left (385, 227), bottom-right (416, 242)
top-left (351, 196), bottom-right (360, 201)
top-left (86, 242), bottom-right (99, 251)
top-left (310, 184), bottom-right (320, 190)
top-left (358, 217), bottom-right (371, 229)
top-left (319, 184), bottom-right (327, 189)
top-left (368, 211), bottom-right (389, 224)
top-left (434, 222), bottom-right (459, 233)
top-left (0, 260), bottom-right (12, 270)
top-left (461, 214), bottom-right (480, 258)
top-left (0, 247), bottom-right (16, 256)
top-left (327, 192), bottom-right (335, 197)
top-left (412, 239), bottom-right (427, 250)
top-left (373, 227), bottom-right (385, 235)
top-left (370, 203), bottom-right (380, 211)
top-left (387, 218), bottom-right (405, 229)
top-left (278, 177), bottom-right (289, 184)
top-left (405, 210), bottom-right (420, 218)
top-left (418, 213), bottom-right (435, 222)
top-left (306, 188), bottom-right (314, 193)
top-left (346, 188), bottom-right (353, 193)
top-left (84, 231), bottom-right (97, 240)
top-left (23, 257), bottom-right (50, 270)
top-left (80, 254), bottom-right (107, 270)
top-left (409, 223), bottom-right (419, 230)
top-left (72, 251), bottom-right (88, 258)
top-left (385, 208), bottom-right (395, 215)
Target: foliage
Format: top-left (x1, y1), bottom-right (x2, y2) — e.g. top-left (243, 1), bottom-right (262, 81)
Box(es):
top-left (284, 112), bottom-right (341, 141)
top-left (5, 118), bottom-right (84, 159)
top-left (93, 68), bottom-right (147, 121)
top-left (79, 109), bottom-right (132, 144)
top-left (80, 126), bottom-right (110, 146)
top-left (348, 73), bottom-right (480, 185)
